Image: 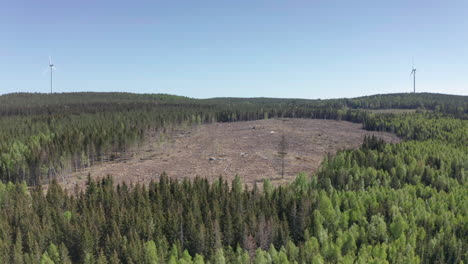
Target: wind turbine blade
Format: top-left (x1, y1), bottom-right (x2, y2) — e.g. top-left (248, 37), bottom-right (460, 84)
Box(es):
top-left (52, 66), bottom-right (57, 70)
top-left (42, 67), bottom-right (49, 75)
top-left (49, 56), bottom-right (52, 65)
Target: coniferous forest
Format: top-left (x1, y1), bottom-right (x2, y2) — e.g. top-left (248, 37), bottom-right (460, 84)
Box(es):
top-left (0, 92), bottom-right (466, 263)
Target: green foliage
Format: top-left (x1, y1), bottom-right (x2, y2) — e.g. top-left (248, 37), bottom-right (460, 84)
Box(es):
top-left (0, 170), bottom-right (465, 263)
top-left (47, 243), bottom-right (60, 263)
top-left (40, 253), bottom-right (54, 264)
top-left (0, 92), bottom-right (466, 263)
top-left (263, 179), bottom-right (273, 197)
top-left (144, 240), bottom-right (159, 264)
top-left (63, 211), bottom-right (72, 223)
top-left (1, 92), bottom-right (465, 184)
top-left (193, 254), bottom-right (205, 264)
top-left (212, 248), bottom-right (226, 264)
top-left (253, 248), bottom-right (269, 264)
top-left (390, 215), bottom-right (409, 240)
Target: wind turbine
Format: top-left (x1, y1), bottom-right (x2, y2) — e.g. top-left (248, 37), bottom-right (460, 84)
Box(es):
top-left (410, 62), bottom-right (416, 93)
top-left (44, 56), bottom-right (57, 94)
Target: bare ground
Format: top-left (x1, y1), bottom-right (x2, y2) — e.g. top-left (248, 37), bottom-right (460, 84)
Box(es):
top-left (60, 119), bottom-right (400, 192)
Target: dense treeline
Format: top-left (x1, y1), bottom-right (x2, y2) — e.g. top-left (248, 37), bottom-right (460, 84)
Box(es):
top-left (1, 92), bottom-right (466, 185)
top-left (0, 105), bottom-right (214, 185)
top-left (207, 93), bottom-right (468, 116)
top-left (0, 93), bottom-right (191, 116)
top-left (1, 172), bottom-right (465, 264)
top-left (207, 92), bottom-right (466, 107)
top-left (343, 93), bottom-right (468, 114)
top-left (0, 92), bottom-right (466, 263)
top-left (319, 136), bottom-right (466, 192)
top-left (363, 112), bottom-right (467, 143)
top-left (2, 92), bottom-right (466, 112)
top-left (0, 133), bottom-right (466, 263)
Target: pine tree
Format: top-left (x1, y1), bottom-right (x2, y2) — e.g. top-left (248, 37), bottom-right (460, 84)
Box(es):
top-left (109, 251), bottom-right (120, 264)
top-left (47, 243), bottom-right (60, 264)
top-left (96, 250), bottom-right (109, 264)
top-left (180, 249), bottom-right (192, 263)
top-left (144, 240), bottom-right (159, 264)
top-left (193, 254), bottom-right (205, 264)
top-left (212, 248), bottom-right (226, 264)
top-left (40, 253), bottom-right (54, 264)
top-left (277, 134), bottom-right (288, 179)
top-left (232, 175), bottom-right (243, 195)
top-left (12, 228), bottom-right (24, 264)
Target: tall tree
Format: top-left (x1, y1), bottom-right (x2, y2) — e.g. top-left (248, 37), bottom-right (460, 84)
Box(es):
top-left (277, 134), bottom-right (288, 179)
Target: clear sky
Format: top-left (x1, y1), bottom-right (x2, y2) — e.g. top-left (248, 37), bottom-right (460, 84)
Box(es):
top-left (1, 0), bottom-right (467, 99)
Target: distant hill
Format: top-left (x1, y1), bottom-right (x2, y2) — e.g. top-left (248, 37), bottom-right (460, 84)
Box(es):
top-left (0, 92), bottom-right (190, 107)
top-left (1, 91), bottom-right (467, 108)
top-left (0, 92), bottom-right (193, 116)
top-left (344, 92), bottom-right (468, 110)
top-left (208, 92), bottom-right (468, 112)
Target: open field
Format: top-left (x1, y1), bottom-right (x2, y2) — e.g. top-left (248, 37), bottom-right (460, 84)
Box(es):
top-left (59, 118), bottom-right (400, 192)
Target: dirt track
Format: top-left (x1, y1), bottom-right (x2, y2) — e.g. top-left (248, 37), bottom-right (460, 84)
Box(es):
top-left (60, 119), bottom-right (400, 192)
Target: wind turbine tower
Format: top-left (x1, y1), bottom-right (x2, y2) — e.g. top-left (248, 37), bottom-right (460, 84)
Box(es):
top-left (47, 56), bottom-right (56, 94)
top-left (410, 65), bottom-right (416, 93)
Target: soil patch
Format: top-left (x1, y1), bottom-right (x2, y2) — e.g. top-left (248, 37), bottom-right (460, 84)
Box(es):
top-left (59, 119), bottom-right (400, 192)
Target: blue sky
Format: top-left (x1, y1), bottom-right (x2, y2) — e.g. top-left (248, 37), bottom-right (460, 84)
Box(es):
top-left (1, 0), bottom-right (467, 99)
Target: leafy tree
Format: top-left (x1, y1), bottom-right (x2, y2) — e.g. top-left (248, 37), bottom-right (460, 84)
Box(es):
top-left (368, 215), bottom-right (388, 243)
top-left (390, 215), bottom-right (408, 240)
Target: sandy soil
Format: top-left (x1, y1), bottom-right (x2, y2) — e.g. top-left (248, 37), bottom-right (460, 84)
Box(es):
top-left (59, 119), bottom-right (400, 192)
